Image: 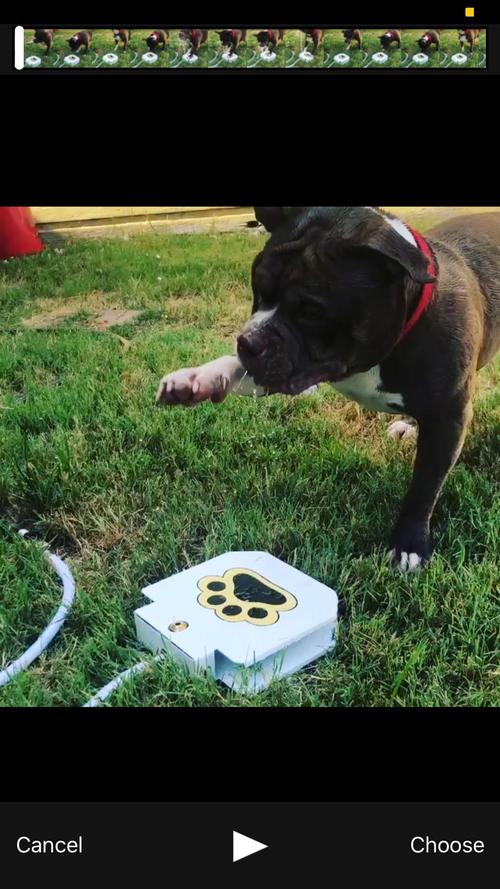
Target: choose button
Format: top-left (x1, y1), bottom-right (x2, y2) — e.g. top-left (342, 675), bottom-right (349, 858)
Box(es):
top-left (410, 836), bottom-right (485, 855)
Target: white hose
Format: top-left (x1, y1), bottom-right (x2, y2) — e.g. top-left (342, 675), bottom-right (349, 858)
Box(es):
top-left (1, 529), bottom-right (161, 704)
top-left (208, 51), bottom-right (221, 67)
top-left (0, 530), bottom-right (76, 688)
top-left (83, 654), bottom-right (162, 707)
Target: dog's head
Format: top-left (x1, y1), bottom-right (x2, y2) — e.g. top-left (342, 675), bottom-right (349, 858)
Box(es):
top-left (146, 32), bottom-right (160, 49)
top-left (237, 207), bottom-right (435, 395)
top-left (418, 33), bottom-right (432, 50)
top-left (68, 33), bottom-right (82, 49)
top-left (33, 29), bottom-right (49, 44)
top-left (256, 30), bottom-right (273, 47)
top-left (217, 29), bottom-right (235, 47)
top-left (380, 31), bottom-right (394, 48)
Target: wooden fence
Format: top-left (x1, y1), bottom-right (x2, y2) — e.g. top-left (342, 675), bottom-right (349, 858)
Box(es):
top-left (30, 206), bottom-right (500, 241)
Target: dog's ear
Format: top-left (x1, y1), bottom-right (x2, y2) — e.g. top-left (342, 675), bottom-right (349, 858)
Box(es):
top-left (253, 207), bottom-right (305, 233)
top-left (347, 219), bottom-right (435, 284)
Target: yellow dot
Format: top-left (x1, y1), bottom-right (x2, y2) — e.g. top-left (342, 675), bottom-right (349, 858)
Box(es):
top-left (465, 6), bottom-right (475, 15)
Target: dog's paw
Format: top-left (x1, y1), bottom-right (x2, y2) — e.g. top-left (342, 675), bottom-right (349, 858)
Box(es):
top-left (389, 518), bottom-right (433, 571)
top-left (156, 366), bottom-right (229, 407)
top-left (387, 419), bottom-right (417, 441)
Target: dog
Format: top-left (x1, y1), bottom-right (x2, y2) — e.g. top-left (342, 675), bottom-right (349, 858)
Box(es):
top-left (179, 28), bottom-right (208, 57)
top-left (343, 29), bottom-right (363, 51)
top-left (458, 28), bottom-right (482, 52)
top-left (32, 28), bottom-right (59, 54)
top-left (68, 30), bottom-right (93, 53)
top-left (157, 206), bottom-right (500, 571)
top-left (255, 29), bottom-right (285, 52)
top-left (216, 29), bottom-right (247, 53)
top-left (417, 29), bottom-right (441, 53)
top-left (145, 29), bottom-right (169, 52)
top-left (379, 29), bottom-right (402, 50)
top-left (301, 29), bottom-right (324, 52)
top-left (113, 28), bottom-right (132, 50)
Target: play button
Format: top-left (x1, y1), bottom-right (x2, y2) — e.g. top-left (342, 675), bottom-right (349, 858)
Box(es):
top-left (233, 830), bottom-right (268, 862)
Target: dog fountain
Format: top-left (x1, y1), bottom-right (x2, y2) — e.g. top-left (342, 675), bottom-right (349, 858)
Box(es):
top-left (412, 52), bottom-right (429, 64)
top-left (63, 54), bottom-right (80, 66)
top-left (371, 51), bottom-right (389, 64)
top-left (333, 52), bottom-right (350, 65)
top-left (299, 49), bottom-right (314, 62)
top-left (102, 52), bottom-right (119, 65)
top-left (142, 51), bottom-right (158, 64)
top-left (134, 551), bottom-right (338, 692)
top-left (260, 48), bottom-right (277, 62)
top-left (182, 52), bottom-right (198, 63)
top-left (451, 52), bottom-right (468, 65)
top-left (25, 55), bottom-right (42, 67)
top-left (222, 51), bottom-right (239, 63)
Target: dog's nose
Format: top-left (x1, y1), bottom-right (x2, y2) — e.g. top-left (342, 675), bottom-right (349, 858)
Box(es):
top-left (237, 332), bottom-right (266, 357)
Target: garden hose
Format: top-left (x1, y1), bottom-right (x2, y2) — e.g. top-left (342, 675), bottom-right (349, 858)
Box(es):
top-left (83, 655), bottom-right (162, 707)
top-left (0, 530), bottom-right (76, 687)
top-left (0, 528), bottom-right (157, 705)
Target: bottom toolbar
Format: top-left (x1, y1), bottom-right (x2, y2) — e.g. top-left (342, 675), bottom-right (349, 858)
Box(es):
top-left (1, 801), bottom-right (497, 884)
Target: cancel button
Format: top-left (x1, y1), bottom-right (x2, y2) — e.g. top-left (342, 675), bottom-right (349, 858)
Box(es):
top-left (17, 836), bottom-right (84, 854)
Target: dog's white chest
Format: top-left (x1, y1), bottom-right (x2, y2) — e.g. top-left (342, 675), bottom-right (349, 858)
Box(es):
top-left (331, 365), bottom-right (404, 414)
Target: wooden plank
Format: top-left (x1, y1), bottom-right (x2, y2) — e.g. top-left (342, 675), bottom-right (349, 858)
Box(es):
top-left (386, 207), bottom-right (500, 228)
top-left (37, 211), bottom-right (256, 242)
top-left (31, 206), bottom-right (242, 223)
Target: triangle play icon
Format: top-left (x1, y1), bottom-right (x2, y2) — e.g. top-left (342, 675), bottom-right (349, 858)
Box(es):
top-left (233, 830), bottom-right (268, 862)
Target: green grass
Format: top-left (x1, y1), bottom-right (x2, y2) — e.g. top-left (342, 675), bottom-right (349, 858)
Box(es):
top-left (401, 29), bottom-right (487, 68)
top-left (0, 227), bottom-right (499, 706)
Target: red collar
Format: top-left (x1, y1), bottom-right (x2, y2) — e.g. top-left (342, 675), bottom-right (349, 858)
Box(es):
top-left (397, 226), bottom-right (437, 342)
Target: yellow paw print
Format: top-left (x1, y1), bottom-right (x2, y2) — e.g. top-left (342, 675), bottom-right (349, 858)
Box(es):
top-left (197, 567), bottom-right (297, 626)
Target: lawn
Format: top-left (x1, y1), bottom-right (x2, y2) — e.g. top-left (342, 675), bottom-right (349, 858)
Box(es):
top-left (0, 225), bottom-right (499, 706)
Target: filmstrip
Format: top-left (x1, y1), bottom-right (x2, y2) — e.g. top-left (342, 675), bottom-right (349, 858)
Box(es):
top-left (17, 27), bottom-right (487, 70)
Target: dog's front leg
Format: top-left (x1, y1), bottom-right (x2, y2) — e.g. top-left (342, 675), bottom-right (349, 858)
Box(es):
top-left (156, 355), bottom-right (266, 407)
top-left (389, 401), bottom-right (473, 570)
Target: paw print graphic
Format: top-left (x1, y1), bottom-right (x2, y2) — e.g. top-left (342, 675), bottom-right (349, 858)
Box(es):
top-left (197, 567), bottom-right (297, 626)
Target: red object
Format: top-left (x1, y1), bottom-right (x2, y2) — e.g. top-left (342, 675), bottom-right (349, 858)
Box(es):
top-left (398, 226), bottom-right (437, 342)
top-left (0, 207), bottom-right (44, 260)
